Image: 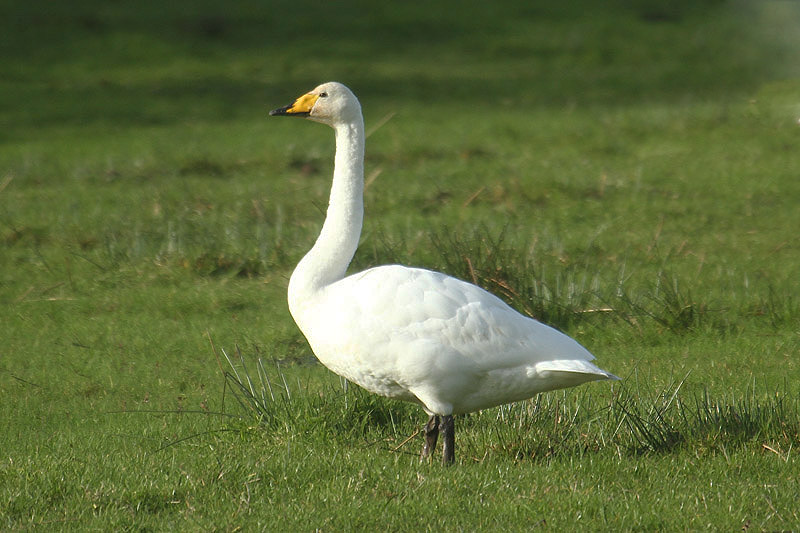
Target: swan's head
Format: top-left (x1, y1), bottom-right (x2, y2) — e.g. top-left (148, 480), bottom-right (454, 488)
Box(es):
top-left (269, 82), bottom-right (361, 126)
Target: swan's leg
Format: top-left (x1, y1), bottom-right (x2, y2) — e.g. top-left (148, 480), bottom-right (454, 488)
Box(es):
top-left (440, 415), bottom-right (455, 465)
top-left (421, 415), bottom-right (440, 460)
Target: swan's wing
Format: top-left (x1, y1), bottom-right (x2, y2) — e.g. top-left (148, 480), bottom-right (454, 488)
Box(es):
top-left (304, 265), bottom-right (594, 367)
top-left (366, 265), bottom-right (592, 360)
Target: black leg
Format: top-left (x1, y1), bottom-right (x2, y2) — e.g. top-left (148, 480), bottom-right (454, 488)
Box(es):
top-left (440, 415), bottom-right (455, 465)
top-left (421, 415), bottom-right (440, 461)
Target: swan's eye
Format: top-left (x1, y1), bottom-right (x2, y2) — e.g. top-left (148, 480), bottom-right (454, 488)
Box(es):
top-left (319, 92), bottom-right (328, 98)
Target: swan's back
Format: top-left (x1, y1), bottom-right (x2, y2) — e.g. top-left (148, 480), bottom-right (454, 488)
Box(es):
top-left (291, 265), bottom-right (615, 415)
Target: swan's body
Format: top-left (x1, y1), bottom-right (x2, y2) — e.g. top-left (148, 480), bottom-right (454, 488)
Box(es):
top-left (271, 82), bottom-right (618, 463)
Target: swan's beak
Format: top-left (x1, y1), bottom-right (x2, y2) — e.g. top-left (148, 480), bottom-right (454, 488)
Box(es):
top-left (269, 92), bottom-right (319, 117)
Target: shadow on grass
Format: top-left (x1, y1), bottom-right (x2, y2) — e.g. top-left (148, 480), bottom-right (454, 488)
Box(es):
top-left (216, 344), bottom-right (800, 463)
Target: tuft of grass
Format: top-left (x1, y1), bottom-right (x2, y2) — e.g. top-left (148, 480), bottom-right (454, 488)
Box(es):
top-left (215, 345), bottom-right (420, 448)
top-left (747, 285), bottom-right (800, 329)
top-left (615, 378), bottom-right (800, 456)
top-left (428, 225), bottom-right (605, 330)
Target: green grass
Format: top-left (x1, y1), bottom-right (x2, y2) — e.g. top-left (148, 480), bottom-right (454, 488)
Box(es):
top-left (2, 0), bottom-right (800, 530)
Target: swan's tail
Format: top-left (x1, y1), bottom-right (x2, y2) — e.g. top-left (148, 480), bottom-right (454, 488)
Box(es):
top-left (532, 359), bottom-right (620, 388)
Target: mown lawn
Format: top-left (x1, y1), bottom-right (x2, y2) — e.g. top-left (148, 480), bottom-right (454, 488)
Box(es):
top-left (2, 0), bottom-right (799, 530)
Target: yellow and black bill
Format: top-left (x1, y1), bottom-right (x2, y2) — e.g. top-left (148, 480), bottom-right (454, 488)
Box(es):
top-left (269, 92), bottom-right (320, 117)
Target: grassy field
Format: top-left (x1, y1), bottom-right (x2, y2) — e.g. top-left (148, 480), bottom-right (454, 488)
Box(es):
top-left (2, 0), bottom-right (800, 530)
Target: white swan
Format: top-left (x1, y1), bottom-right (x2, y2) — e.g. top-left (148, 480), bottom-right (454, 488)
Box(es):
top-left (270, 82), bottom-right (618, 464)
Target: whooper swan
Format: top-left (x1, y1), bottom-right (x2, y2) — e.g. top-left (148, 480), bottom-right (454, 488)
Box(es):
top-left (270, 82), bottom-right (619, 464)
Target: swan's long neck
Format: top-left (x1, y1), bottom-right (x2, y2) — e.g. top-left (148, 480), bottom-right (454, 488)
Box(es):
top-left (289, 117), bottom-right (365, 313)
